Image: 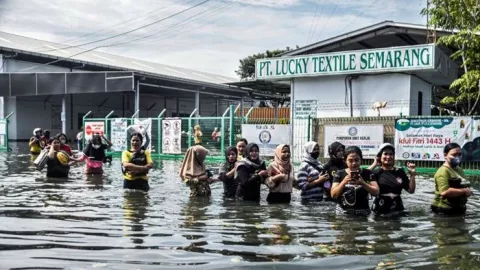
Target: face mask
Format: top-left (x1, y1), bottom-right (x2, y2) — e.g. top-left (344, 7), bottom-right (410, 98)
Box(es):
top-left (448, 157), bottom-right (461, 168)
top-left (310, 152), bottom-right (320, 160)
top-left (92, 144), bottom-right (101, 149)
top-left (60, 139), bottom-right (66, 144)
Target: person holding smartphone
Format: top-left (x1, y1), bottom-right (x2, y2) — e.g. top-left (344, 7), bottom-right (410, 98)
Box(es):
top-left (370, 143), bottom-right (416, 215)
top-left (331, 146), bottom-right (379, 216)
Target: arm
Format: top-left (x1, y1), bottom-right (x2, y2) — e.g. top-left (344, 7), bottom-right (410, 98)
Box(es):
top-left (29, 137), bottom-right (38, 147)
top-left (236, 165), bottom-right (260, 186)
top-left (47, 146), bottom-right (56, 159)
top-left (331, 174), bottom-right (350, 199)
top-left (360, 180), bottom-right (380, 196)
top-left (102, 135), bottom-right (113, 148)
top-left (121, 151), bottom-right (150, 172)
top-left (435, 174), bottom-right (470, 198)
top-left (367, 158), bottom-right (380, 171)
top-left (405, 168), bottom-right (416, 194)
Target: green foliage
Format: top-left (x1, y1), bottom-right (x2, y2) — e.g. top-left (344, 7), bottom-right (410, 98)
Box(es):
top-left (235, 46), bottom-right (299, 80)
top-left (421, 0), bottom-right (480, 114)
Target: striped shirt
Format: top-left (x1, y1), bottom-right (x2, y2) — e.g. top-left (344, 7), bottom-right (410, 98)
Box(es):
top-left (296, 161), bottom-right (324, 201)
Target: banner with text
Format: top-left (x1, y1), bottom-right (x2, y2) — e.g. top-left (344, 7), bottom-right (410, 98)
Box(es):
top-left (84, 121), bottom-right (105, 140)
top-left (162, 118), bottom-right (182, 154)
top-left (324, 125), bottom-right (384, 158)
top-left (129, 118), bottom-right (152, 151)
top-left (256, 44), bottom-right (435, 80)
top-left (110, 118), bottom-right (128, 152)
top-left (242, 124), bottom-right (291, 156)
top-left (394, 117), bottom-right (474, 161)
top-left (295, 99), bottom-right (317, 118)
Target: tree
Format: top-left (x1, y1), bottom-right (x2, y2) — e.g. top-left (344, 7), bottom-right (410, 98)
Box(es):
top-left (421, 0), bottom-right (480, 115)
top-left (235, 46), bottom-right (299, 80)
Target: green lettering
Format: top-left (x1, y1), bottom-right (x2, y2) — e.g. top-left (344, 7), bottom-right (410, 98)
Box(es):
top-left (325, 56), bottom-right (333, 72)
top-left (319, 57), bottom-right (326, 72)
top-left (312, 57), bottom-right (319, 72)
top-left (403, 50), bottom-right (411, 66)
top-left (412, 49), bottom-right (420, 66)
top-left (368, 52), bottom-right (375, 69)
top-left (288, 59), bottom-right (296, 74)
top-left (394, 50), bottom-right (402, 67)
top-left (276, 60), bottom-right (282, 75)
top-left (386, 51), bottom-right (393, 67)
top-left (420, 48), bottom-right (431, 66)
top-left (375, 52), bottom-right (385, 68)
top-left (349, 54), bottom-right (356, 70)
top-left (360, 53), bottom-right (368, 69)
top-left (281, 60), bottom-right (288, 75)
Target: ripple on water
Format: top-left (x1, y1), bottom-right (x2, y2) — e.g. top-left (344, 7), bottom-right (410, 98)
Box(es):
top-left (1, 148), bottom-right (480, 269)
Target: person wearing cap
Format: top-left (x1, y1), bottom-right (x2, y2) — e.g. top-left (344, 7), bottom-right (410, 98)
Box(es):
top-left (370, 143), bottom-right (416, 215)
top-left (323, 142), bottom-right (346, 201)
top-left (29, 128), bottom-right (45, 155)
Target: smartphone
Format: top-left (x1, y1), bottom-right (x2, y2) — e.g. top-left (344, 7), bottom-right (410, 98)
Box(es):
top-left (350, 170), bottom-right (360, 179)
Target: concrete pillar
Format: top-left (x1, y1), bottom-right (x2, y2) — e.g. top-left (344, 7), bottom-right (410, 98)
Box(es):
top-left (61, 95), bottom-right (66, 134)
top-left (195, 89), bottom-right (200, 117)
top-left (135, 80), bottom-right (140, 117)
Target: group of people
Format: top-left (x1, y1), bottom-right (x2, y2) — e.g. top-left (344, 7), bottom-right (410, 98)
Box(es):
top-left (174, 138), bottom-right (472, 217)
top-left (30, 128), bottom-right (113, 177)
top-left (31, 127), bottom-right (473, 217)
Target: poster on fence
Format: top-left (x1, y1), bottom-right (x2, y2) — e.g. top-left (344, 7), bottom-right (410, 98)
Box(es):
top-left (162, 118), bottom-right (182, 154)
top-left (394, 117), bottom-right (472, 161)
top-left (110, 118), bottom-right (128, 152)
top-left (84, 121), bottom-right (105, 140)
top-left (241, 124), bottom-right (291, 156)
top-left (324, 125), bottom-right (384, 158)
top-left (128, 118), bottom-right (152, 151)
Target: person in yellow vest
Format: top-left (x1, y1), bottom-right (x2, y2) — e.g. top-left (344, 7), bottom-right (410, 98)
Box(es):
top-left (122, 133), bottom-right (153, 192)
top-left (29, 128), bottom-right (45, 155)
top-left (193, 124), bottom-right (203, 145)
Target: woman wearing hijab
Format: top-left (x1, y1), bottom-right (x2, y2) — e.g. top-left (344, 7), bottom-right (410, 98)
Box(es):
top-left (266, 144), bottom-right (295, 203)
top-left (296, 141), bottom-right (329, 201)
top-left (323, 142), bottom-right (346, 200)
top-left (218, 146), bottom-right (239, 199)
top-left (180, 145), bottom-right (214, 197)
top-left (235, 143), bottom-right (269, 202)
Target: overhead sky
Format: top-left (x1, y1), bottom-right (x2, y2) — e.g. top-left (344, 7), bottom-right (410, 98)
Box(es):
top-left (0, 0), bottom-right (426, 78)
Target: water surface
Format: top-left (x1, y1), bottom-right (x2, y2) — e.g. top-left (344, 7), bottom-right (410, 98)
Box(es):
top-left (1, 144), bottom-right (480, 269)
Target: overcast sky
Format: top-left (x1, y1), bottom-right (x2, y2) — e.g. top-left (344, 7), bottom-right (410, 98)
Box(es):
top-left (0, 0), bottom-right (426, 78)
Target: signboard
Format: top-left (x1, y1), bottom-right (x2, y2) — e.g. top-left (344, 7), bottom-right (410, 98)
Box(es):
top-left (295, 100), bottom-right (317, 118)
top-left (133, 118), bottom-right (152, 151)
top-left (324, 125), bottom-right (384, 158)
top-left (84, 121), bottom-right (105, 140)
top-left (162, 118), bottom-right (182, 154)
top-left (241, 124), bottom-right (291, 156)
top-left (255, 44), bottom-right (435, 80)
top-left (394, 117), bottom-right (472, 161)
top-left (110, 118), bottom-right (128, 152)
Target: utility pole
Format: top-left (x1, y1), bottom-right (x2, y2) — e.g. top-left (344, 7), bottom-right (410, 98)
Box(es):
top-left (426, 0), bottom-right (437, 43)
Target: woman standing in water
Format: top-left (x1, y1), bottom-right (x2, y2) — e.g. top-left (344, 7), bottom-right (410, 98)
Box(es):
top-left (431, 143), bottom-right (473, 215)
top-left (179, 145), bottom-right (214, 197)
top-left (218, 146), bottom-right (239, 199)
top-left (323, 142), bottom-right (346, 201)
top-left (46, 137), bottom-right (75, 178)
top-left (369, 143), bottom-right (416, 215)
top-left (296, 141), bottom-right (329, 202)
top-left (331, 146), bottom-right (379, 216)
top-left (236, 138), bottom-right (248, 161)
top-left (78, 133), bottom-right (113, 174)
top-left (121, 133), bottom-right (153, 192)
top-left (266, 144), bottom-right (295, 203)
top-left (235, 143), bottom-right (269, 202)
top-left (56, 133), bottom-right (73, 156)
top-left (29, 128), bottom-right (45, 155)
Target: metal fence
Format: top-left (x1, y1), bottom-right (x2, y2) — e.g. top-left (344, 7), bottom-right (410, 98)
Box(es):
top-left (0, 112), bottom-right (14, 151)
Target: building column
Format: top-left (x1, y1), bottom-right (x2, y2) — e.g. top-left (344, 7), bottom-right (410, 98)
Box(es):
top-left (195, 88), bottom-right (200, 117)
top-left (134, 80), bottom-right (140, 117)
top-left (61, 95), bottom-right (66, 134)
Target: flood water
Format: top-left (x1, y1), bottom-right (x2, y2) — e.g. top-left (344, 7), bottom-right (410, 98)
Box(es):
top-left (1, 144), bottom-right (480, 269)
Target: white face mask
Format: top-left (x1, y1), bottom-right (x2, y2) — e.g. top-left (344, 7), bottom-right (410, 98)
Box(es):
top-left (60, 139), bottom-right (66, 144)
top-left (92, 144), bottom-right (101, 149)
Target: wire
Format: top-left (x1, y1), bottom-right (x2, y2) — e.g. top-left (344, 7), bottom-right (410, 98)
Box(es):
top-left (306, 0), bottom-right (321, 44)
top-left (37, 0), bottom-right (212, 53)
top-left (315, 1), bottom-right (341, 41)
top-left (340, 0), bottom-right (380, 33)
top-left (30, 0), bottom-right (196, 52)
top-left (307, 0), bottom-right (327, 44)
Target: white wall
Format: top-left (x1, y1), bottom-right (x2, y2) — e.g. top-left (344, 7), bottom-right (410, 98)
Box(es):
top-left (409, 76), bottom-right (432, 116)
top-left (294, 73), bottom-right (418, 117)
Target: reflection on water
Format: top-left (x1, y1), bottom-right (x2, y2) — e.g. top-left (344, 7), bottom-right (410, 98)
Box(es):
top-left (0, 143), bottom-right (480, 269)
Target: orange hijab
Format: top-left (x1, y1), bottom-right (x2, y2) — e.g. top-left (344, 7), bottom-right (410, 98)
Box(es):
top-left (179, 145), bottom-right (208, 180)
top-left (270, 144), bottom-right (292, 175)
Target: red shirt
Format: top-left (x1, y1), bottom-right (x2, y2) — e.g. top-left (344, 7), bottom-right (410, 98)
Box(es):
top-left (60, 144), bottom-right (73, 156)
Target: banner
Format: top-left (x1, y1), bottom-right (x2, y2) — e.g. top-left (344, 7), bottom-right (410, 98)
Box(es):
top-left (241, 124), bottom-right (291, 156)
top-left (395, 117), bottom-right (472, 161)
top-left (84, 121), bottom-right (105, 140)
top-left (110, 118), bottom-right (128, 152)
top-left (162, 118), bottom-right (182, 154)
top-left (127, 118), bottom-right (152, 151)
top-left (462, 117), bottom-right (480, 162)
top-left (324, 125), bottom-right (384, 158)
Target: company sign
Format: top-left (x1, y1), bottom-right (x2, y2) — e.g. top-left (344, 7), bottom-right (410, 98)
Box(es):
top-left (255, 44), bottom-right (435, 80)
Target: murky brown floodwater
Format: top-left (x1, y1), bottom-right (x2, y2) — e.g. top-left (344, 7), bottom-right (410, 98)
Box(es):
top-left (1, 143), bottom-right (480, 269)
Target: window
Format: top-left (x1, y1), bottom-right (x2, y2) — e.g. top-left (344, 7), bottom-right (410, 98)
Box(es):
top-left (418, 91), bottom-right (423, 115)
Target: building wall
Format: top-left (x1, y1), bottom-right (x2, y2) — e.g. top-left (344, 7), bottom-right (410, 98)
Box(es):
top-left (293, 73), bottom-right (432, 117)
top-left (409, 75), bottom-right (432, 116)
